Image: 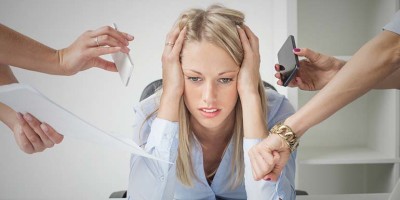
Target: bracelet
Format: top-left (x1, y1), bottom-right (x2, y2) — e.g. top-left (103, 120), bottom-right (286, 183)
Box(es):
top-left (270, 122), bottom-right (299, 152)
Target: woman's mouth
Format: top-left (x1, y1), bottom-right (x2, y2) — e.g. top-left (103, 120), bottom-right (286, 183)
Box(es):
top-left (199, 108), bottom-right (221, 118)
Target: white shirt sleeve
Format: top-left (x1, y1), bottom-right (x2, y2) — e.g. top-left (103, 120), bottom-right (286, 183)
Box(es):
top-left (243, 138), bottom-right (296, 200)
top-left (127, 102), bottom-right (179, 200)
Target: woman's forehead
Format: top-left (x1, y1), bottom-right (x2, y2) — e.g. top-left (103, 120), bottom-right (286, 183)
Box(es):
top-left (181, 41), bottom-right (239, 72)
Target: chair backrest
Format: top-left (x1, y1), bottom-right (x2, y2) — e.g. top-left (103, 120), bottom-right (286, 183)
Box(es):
top-left (139, 79), bottom-right (276, 101)
top-left (140, 79), bottom-right (163, 101)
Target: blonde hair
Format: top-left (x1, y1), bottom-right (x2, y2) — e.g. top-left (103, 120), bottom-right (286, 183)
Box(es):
top-left (174, 4), bottom-right (268, 189)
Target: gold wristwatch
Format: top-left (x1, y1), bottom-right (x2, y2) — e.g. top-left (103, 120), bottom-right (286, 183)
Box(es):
top-left (270, 122), bottom-right (299, 152)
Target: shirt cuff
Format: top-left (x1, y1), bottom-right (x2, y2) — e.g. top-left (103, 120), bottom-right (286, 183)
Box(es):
top-left (145, 118), bottom-right (178, 153)
top-left (243, 138), bottom-right (263, 153)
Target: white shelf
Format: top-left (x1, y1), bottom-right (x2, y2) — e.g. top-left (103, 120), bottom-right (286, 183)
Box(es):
top-left (298, 146), bottom-right (400, 165)
top-left (292, 0), bottom-right (400, 195)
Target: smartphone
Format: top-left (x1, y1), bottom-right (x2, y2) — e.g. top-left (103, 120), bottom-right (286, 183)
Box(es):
top-left (277, 35), bottom-right (300, 87)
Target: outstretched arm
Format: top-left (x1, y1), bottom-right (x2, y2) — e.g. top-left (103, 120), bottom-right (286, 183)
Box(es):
top-left (0, 24), bottom-right (133, 75)
top-left (288, 30), bottom-right (400, 137)
top-left (257, 29), bottom-right (400, 181)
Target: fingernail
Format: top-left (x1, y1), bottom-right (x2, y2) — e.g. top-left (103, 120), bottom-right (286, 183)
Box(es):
top-left (16, 112), bottom-right (23, 120)
top-left (122, 46), bottom-right (130, 53)
top-left (40, 123), bottom-right (48, 132)
top-left (127, 34), bottom-right (134, 40)
top-left (279, 65), bottom-right (285, 71)
top-left (293, 48), bottom-right (301, 52)
top-left (23, 113), bottom-right (32, 122)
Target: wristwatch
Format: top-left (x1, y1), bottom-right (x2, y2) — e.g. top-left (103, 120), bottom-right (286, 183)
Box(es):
top-left (270, 122), bottom-right (299, 152)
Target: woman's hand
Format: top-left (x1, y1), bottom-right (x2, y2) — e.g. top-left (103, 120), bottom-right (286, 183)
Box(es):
top-left (13, 113), bottom-right (63, 154)
top-left (157, 26), bottom-right (187, 121)
top-left (275, 48), bottom-right (345, 90)
top-left (237, 25), bottom-right (261, 97)
top-left (0, 102), bottom-right (63, 154)
top-left (58, 26), bottom-right (134, 75)
top-left (248, 133), bottom-right (290, 181)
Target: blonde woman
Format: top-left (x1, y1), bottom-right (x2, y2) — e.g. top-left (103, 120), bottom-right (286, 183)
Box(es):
top-left (128, 5), bottom-right (296, 199)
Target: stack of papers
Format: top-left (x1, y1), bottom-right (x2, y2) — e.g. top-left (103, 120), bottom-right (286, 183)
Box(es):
top-left (0, 83), bottom-right (169, 163)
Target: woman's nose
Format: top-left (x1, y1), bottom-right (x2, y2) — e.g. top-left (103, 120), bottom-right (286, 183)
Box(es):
top-left (202, 82), bottom-right (217, 106)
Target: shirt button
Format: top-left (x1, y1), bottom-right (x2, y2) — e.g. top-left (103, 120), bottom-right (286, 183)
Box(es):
top-left (160, 176), bottom-right (165, 181)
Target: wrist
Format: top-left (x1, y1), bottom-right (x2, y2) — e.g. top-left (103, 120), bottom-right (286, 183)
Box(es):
top-left (158, 93), bottom-right (182, 122)
top-left (55, 49), bottom-right (73, 76)
top-left (284, 115), bottom-right (308, 138)
top-left (0, 103), bottom-right (18, 130)
top-left (269, 122), bottom-right (299, 152)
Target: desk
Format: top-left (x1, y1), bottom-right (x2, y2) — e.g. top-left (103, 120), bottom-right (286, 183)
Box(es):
top-left (297, 193), bottom-right (390, 200)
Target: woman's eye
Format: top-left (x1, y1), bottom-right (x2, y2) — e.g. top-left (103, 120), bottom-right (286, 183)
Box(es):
top-left (188, 77), bottom-right (202, 82)
top-left (219, 78), bottom-right (233, 84)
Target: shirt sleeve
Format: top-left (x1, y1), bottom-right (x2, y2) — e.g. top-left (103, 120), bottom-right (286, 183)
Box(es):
top-left (383, 10), bottom-right (400, 35)
top-left (127, 101), bottom-right (179, 200)
top-left (243, 139), bottom-right (296, 200)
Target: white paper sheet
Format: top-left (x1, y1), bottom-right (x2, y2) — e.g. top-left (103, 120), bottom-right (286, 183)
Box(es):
top-left (0, 83), bottom-right (170, 163)
top-left (112, 51), bottom-right (134, 87)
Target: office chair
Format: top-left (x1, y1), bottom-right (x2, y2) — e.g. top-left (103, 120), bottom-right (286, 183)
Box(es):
top-left (109, 79), bottom-right (308, 198)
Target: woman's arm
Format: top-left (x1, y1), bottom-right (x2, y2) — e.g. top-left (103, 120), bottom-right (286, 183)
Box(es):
top-left (257, 29), bottom-right (400, 181)
top-left (288, 30), bottom-right (400, 137)
top-left (238, 25), bottom-right (296, 199)
top-left (0, 24), bottom-right (133, 75)
top-left (128, 25), bottom-right (186, 199)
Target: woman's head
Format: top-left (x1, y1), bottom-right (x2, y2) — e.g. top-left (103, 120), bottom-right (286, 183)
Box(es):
top-left (178, 5), bottom-right (244, 65)
top-left (175, 4), bottom-right (267, 189)
top-left (179, 5), bottom-right (244, 133)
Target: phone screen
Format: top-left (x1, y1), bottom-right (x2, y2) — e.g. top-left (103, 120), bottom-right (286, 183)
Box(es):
top-left (277, 35), bottom-right (299, 87)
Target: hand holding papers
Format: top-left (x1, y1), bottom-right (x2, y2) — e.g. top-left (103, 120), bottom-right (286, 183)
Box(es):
top-left (0, 83), bottom-right (169, 163)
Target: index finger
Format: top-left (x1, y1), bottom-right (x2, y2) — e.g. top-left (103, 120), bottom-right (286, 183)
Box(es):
top-left (91, 26), bottom-right (132, 46)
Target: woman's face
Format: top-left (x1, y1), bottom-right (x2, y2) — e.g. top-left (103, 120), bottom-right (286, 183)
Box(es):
top-left (181, 41), bottom-right (240, 131)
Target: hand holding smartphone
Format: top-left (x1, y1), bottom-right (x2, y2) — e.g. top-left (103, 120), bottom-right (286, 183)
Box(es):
top-left (277, 35), bottom-right (299, 87)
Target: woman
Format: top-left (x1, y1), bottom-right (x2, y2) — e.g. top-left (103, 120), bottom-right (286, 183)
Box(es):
top-left (128, 5), bottom-right (296, 199)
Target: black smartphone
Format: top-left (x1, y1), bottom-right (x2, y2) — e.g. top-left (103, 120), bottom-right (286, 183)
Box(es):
top-left (277, 35), bottom-right (300, 87)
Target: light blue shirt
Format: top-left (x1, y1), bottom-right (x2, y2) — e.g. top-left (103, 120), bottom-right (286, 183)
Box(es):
top-left (127, 89), bottom-right (296, 200)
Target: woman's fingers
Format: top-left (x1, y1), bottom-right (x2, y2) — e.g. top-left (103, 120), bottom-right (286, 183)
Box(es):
top-left (241, 24), bottom-right (259, 53)
top-left (90, 26), bottom-right (132, 46)
top-left (41, 123), bottom-right (64, 144)
top-left (23, 113), bottom-right (54, 149)
top-left (13, 112), bottom-right (62, 154)
top-left (163, 25), bottom-right (181, 56)
top-left (237, 26), bottom-right (252, 55)
top-left (171, 27), bottom-right (187, 57)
